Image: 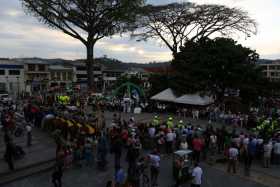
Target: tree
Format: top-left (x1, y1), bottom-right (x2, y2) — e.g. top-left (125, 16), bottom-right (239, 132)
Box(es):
top-left (114, 74), bottom-right (142, 89)
top-left (171, 37), bottom-right (262, 103)
top-left (133, 2), bottom-right (257, 56)
top-left (21, 0), bottom-right (144, 88)
top-left (148, 73), bottom-right (169, 97)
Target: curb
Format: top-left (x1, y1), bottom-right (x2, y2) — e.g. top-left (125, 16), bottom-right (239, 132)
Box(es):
top-left (0, 159), bottom-right (56, 185)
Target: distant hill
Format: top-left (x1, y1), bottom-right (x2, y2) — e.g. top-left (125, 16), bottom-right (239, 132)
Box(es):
top-left (75, 57), bottom-right (170, 70)
top-left (11, 57), bottom-right (277, 70)
top-left (257, 59), bottom-right (274, 64)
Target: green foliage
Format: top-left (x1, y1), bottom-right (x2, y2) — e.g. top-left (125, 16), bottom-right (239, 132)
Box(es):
top-left (134, 2), bottom-right (256, 55)
top-left (171, 37), bottom-right (265, 103)
top-left (255, 119), bottom-right (280, 138)
top-left (114, 75), bottom-right (142, 89)
top-left (147, 74), bottom-right (170, 97)
top-left (21, 0), bottom-right (144, 87)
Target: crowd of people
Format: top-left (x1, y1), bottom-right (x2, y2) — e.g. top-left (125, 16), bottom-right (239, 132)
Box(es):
top-left (1, 94), bottom-right (280, 187)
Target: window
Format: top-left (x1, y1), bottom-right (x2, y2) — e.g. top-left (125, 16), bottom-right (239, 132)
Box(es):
top-left (62, 72), bottom-right (67, 81)
top-left (77, 66), bottom-right (86, 71)
top-left (9, 70), bottom-right (20, 75)
top-left (38, 65), bottom-right (46, 71)
top-left (28, 64), bottom-right (35, 71)
top-left (51, 72), bottom-right (55, 80)
top-left (67, 72), bottom-right (73, 81)
top-left (77, 74), bottom-right (87, 79)
top-left (56, 72), bottom-right (61, 81)
top-left (270, 66), bottom-right (276, 70)
top-left (0, 69), bottom-right (5, 75)
top-left (93, 66), bottom-right (101, 71)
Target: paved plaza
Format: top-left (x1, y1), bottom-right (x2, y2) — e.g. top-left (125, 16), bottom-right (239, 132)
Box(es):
top-left (0, 111), bottom-right (279, 187)
top-left (2, 153), bottom-right (270, 187)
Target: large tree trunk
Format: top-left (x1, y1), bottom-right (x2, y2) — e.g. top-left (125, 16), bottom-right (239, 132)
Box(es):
top-left (86, 42), bottom-right (95, 91)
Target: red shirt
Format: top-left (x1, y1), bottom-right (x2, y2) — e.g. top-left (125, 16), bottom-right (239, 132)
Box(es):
top-left (192, 138), bottom-right (203, 152)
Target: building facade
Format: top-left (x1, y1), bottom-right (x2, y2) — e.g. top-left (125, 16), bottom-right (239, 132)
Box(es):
top-left (0, 58), bottom-right (148, 95)
top-left (0, 59), bottom-right (25, 98)
top-left (49, 64), bottom-right (74, 89)
top-left (15, 58), bottom-right (50, 93)
top-left (259, 60), bottom-right (280, 81)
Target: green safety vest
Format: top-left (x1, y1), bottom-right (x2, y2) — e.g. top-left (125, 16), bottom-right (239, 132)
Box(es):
top-left (167, 120), bottom-right (173, 128)
top-left (153, 119), bottom-right (159, 126)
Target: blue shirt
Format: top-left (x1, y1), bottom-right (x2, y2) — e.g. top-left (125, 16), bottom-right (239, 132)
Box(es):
top-left (115, 169), bottom-right (125, 184)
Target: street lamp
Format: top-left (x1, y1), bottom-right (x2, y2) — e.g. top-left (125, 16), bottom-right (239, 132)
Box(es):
top-left (5, 76), bottom-right (9, 94)
top-left (16, 76), bottom-right (19, 99)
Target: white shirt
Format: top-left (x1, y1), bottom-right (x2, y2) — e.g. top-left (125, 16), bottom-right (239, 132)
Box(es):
top-left (148, 127), bottom-right (156, 138)
top-left (243, 138), bottom-right (249, 145)
top-left (192, 166), bottom-right (203, 185)
top-left (228, 147), bottom-right (239, 160)
top-left (210, 135), bottom-right (217, 144)
top-left (149, 154), bottom-right (160, 168)
top-left (180, 142), bottom-right (188, 150)
top-left (166, 132), bottom-right (175, 142)
top-left (26, 125), bottom-right (32, 132)
top-left (273, 142), bottom-right (280, 154)
top-left (264, 143), bottom-right (272, 157)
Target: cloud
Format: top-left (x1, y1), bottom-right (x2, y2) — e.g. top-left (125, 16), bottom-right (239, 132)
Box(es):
top-left (0, 0), bottom-right (279, 62)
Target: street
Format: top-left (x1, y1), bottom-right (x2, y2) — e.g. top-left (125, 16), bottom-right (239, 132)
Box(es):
top-left (2, 153), bottom-right (269, 187)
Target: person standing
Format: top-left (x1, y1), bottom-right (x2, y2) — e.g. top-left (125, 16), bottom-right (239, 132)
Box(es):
top-left (263, 140), bottom-right (272, 168)
top-left (149, 150), bottom-right (160, 187)
top-left (112, 135), bottom-right (123, 172)
top-left (227, 143), bottom-right (239, 173)
top-left (5, 141), bottom-right (15, 170)
top-left (166, 129), bottom-right (175, 154)
top-left (192, 135), bottom-right (204, 163)
top-left (244, 138), bottom-right (256, 176)
top-left (191, 163), bottom-right (203, 187)
top-left (26, 123), bottom-right (32, 147)
top-left (273, 139), bottom-right (280, 165)
top-left (115, 166), bottom-right (126, 187)
top-left (52, 165), bottom-right (63, 187)
top-left (84, 140), bottom-right (93, 166)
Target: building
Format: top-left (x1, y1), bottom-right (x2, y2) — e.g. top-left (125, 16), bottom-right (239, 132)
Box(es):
top-left (259, 60), bottom-right (280, 81)
top-left (103, 69), bottom-right (124, 91)
top-left (49, 64), bottom-right (74, 89)
top-left (16, 58), bottom-right (50, 93)
top-left (72, 60), bottom-right (125, 92)
top-left (0, 57), bottom-right (163, 95)
top-left (0, 58), bottom-right (25, 98)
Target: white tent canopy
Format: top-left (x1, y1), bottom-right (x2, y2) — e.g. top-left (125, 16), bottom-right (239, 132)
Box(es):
top-left (150, 88), bottom-right (177, 102)
top-left (174, 94), bottom-right (214, 106)
top-left (151, 88), bottom-right (214, 106)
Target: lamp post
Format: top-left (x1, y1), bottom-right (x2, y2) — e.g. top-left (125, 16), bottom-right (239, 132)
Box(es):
top-left (16, 76), bottom-right (19, 99)
top-left (5, 76), bottom-right (9, 94)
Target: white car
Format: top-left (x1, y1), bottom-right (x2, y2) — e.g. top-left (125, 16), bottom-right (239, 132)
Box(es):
top-left (0, 94), bottom-right (12, 103)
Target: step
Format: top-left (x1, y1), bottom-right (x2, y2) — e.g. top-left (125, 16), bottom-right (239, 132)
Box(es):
top-left (0, 159), bottom-right (55, 186)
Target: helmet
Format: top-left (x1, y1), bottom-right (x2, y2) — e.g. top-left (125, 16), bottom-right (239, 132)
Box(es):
top-left (179, 120), bottom-right (183, 124)
top-left (168, 117), bottom-right (173, 121)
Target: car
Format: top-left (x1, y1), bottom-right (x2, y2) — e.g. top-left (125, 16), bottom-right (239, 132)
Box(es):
top-left (0, 94), bottom-right (12, 103)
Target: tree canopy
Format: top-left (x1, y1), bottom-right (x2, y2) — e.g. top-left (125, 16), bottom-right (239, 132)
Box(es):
top-left (21, 0), bottom-right (144, 88)
top-left (133, 2), bottom-right (257, 55)
top-left (171, 37), bottom-right (264, 103)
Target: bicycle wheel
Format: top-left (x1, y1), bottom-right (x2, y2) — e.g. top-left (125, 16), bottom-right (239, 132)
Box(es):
top-left (142, 174), bottom-right (150, 187)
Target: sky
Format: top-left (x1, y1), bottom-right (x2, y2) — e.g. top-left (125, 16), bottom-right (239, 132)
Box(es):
top-left (0, 0), bottom-right (279, 63)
